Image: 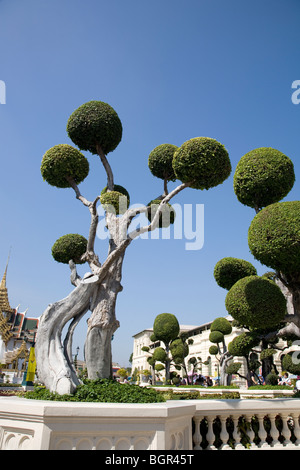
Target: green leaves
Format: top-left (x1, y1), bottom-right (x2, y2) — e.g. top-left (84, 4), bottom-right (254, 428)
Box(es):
top-left (172, 137), bottom-right (231, 190)
top-left (41, 144), bottom-right (89, 188)
top-left (225, 275), bottom-right (287, 329)
top-left (248, 201), bottom-right (300, 274)
top-left (214, 257), bottom-right (257, 291)
top-left (234, 147), bottom-right (295, 209)
top-left (51, 233), bottom-right (88, 264)
top-left (67, 100), bottom-right (123, 155)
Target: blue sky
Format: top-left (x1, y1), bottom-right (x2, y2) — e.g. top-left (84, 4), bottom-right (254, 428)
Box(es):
top-left (0, 0), bottom-right (299, 367)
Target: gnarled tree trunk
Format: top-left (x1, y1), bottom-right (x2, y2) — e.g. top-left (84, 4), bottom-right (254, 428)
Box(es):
top-left (35, 274), bottom-right (98, 395)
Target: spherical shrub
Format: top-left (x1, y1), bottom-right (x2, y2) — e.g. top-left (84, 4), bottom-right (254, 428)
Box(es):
top-left (210, 317), bottom-right (232, 335)
top-left (153, 313), bottom-right (180, 345)
top-left (172, 137), bottom-right (231, 190)
top-left (225, 275), bottom-right (287, 329)
top-left (66, 100), bottom-right (122, 155)
top-left (209, 330), bottom-right (224, 344)
top-left (228, 332), bottom-right (259, 357)
top-left (100, 190), bottom-right (129, 215)
top-left (153, 347), bottom-right (167, 363)
top-left (41, 144), bottom-right (89, 188)
top-left (170, 338), bottom-right (188, 361)
top-left (146, 199), bottom-right (176, 228)
top-left (101, 184), bottom-right (130, 205)
top-left (233, 147), bottom-right (295, 209)
top-left (52, 234), bottom-right (88, 264)
top-left (248, 201), bottom-right (300, 274)
top-left (214, 257), bottom-right (257, 290)
top-left (209, 345), bottom-right (219, 355)
top-left (148, 144), bottom-right (178, 181)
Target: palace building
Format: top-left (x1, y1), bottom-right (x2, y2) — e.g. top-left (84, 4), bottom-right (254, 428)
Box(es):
top-left (0, 262), bottom-right (39, 383)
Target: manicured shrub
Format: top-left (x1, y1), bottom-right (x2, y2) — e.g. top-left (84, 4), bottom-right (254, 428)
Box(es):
top-left (41, 144), bottom-right (89, 188)
top-left (67, 100), bottom-right (122, 155)
top-left (225, 276), bottom-right (287, 329)
top-left (214, 257), bottom-right (257, 291)
top-left (210, 317), bottom-right (232, 335)
top-left (172, 137), bottom-right (231, 190)
top-left (100, 190), bottom-right (129, 214)
top-left (52, 233), bottom-right (87, 264)
top-left (148, 143), bottom-right (178, 181)
top-left (248, 201), bottom-right (300, 274)
top-left (233, 147), bottom-right (295, 209)
top-left (153, 313), bottom-right (180, 345)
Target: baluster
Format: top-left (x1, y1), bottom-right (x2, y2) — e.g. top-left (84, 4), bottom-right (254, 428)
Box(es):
top-left (257, 415), bottom-right (269, 448)
top-left (219, 415), bottom-right (231, 450)
top-left (206, 416), bottom-right (217, 450)
top-left (268, 413), bottom-right (281, 448)
top-left (281, 413), bottom-right (292, 448)
top-left (193, 416), bottom-right (202, 450)
top-left (231, 415), bottom-right (244, 449)
top-left (290, 413), bottom-right (300, 446)
top-left (248, 415), bottom-right (259, 449)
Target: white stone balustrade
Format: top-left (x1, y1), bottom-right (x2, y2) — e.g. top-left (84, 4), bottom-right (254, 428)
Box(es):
top-left (0, 396), bottom-right (300, 450)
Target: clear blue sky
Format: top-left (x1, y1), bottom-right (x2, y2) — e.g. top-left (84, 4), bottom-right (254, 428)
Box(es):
top-left (0, 0), bottom-right (299, 367)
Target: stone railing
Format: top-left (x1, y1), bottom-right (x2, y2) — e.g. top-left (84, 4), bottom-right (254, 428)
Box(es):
top-left (192, 398), bottom-right (300, 450)
top-left (0, 396), bottom-right (300, 450)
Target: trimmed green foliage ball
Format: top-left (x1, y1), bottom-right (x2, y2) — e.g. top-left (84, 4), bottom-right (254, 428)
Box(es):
top-left (214, 257), bottom-right (257, 290)
top-left (234, 147), bottom-right (295, 209)
top-left (153, 347), bottom-right (167, 362)
top-left (210, 317), bottom-right (232, 335)
top-left (146, 199), bottom-right (176, 228)
top-left (66, 100), bottom-right (122, 155)
top-left (101, 184), bottom-right (130, 205)
top-left (248, 201), bottom-right (300, 274)
top-left (170, 338), bottom-right (189, 361)
top-left (100, 190), bottom-right (129, 215)
top-left (52, 234), bottom-right (88, 264)
top-left (153, 313), bottom-right (180, 345)
top-left (41, 144), bottom-right (89, 188)
top-left (172, 137), bottom-right (231, 190)
top-left (148, 144), bottom-right (178, 181)
top-left (225, 275), bottom-right (287, 329)
top-left (209, 345), bottom-right (219, 355)
top-left (209, 330), bottom-right (224, 344)
top-left (228, 332), bottom-right (259, 357)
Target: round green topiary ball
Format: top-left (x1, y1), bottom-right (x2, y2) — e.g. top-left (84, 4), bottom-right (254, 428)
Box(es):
top-left (209, 330), bottom-right (224, 344)
top-left (248, 201), bottom-right (300, 274)
top-left (100, 190), bottom-right (130, 215)
top-left (210, 317), bottom-right (232, 335)
top-left (214, 257), bottom-right (257, 291)
top-left (101, 184), bottom-right (130, 204)
top-left (153, 313), bottom-right (180, 345)
top-left (172, 137), bottom-right (231, 190)
top-left (209, 345), bottom-right (219, 356)
top-left (41, 144), bottom-right (89, 188)
top-left (228, 332), bottom-right (259, 357)
top-left (225, 275), bottom-right (287, 329)
top-left (234, 147), bottom-right (295, 209)
top-left (52, 233), bottom-right (88, 264)
top-left (148, 144), bottom-right (178, 181)
top-left (146, 199), bottom-right (176, 228)
top-left (66, 100), bottom-right (123, 155)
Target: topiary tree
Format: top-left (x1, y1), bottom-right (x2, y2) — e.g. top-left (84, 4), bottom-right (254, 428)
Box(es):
top-left (152, 313), bottom-right (180, 383)
top-left (216, 145), bottom-right (299, 382)
top-left (35, 100), bottom-right (232, 395)
top-left (208, 316), bottom-right (233, 385)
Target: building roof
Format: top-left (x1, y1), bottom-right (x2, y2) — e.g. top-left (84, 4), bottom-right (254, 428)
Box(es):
top-left (132, 324), bottom-right (200, 338)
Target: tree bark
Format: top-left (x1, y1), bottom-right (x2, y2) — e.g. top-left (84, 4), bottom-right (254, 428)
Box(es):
top-left (35, 275), bottom-right (98, 394)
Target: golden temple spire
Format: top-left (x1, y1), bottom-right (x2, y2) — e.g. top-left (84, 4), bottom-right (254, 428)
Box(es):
top-left (0, 251), bottom-right (14, 314)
